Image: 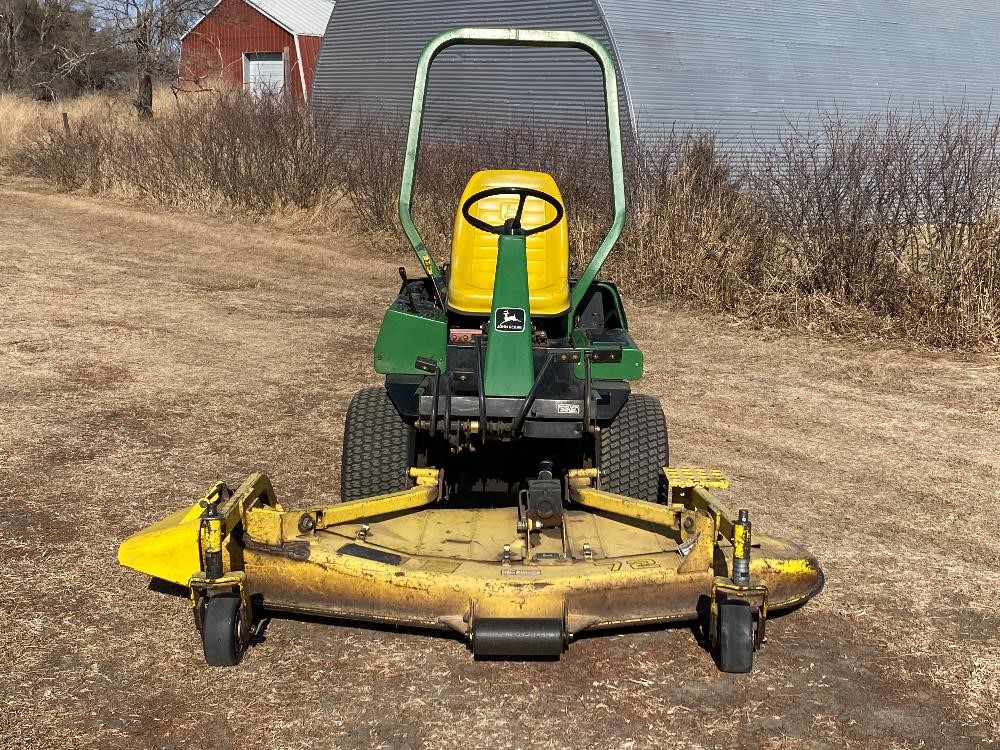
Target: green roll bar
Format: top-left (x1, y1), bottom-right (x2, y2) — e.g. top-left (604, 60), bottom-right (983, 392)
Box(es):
top-left (397, 27), bottom-right (626, 314)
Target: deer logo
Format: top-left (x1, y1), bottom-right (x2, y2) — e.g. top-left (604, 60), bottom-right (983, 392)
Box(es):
top-left (495, 307), bottom-right (525, 332)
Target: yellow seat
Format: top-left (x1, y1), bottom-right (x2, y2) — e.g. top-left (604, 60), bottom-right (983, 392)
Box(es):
top-left (448, 169), bottom-right (570, 317)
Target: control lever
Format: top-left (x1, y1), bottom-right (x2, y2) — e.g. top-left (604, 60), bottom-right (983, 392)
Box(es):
top-left (398, 267), bottom-right (420, 313)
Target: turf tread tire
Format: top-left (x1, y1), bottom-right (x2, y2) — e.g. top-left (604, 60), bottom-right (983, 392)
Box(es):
top-left (341, 387), bottom-right (415, 502)
top-left (598, 393), bottom-right (669, 502)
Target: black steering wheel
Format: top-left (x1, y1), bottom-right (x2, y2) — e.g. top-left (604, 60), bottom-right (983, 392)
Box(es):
top-left (461, 186), bottom-right (564, 237)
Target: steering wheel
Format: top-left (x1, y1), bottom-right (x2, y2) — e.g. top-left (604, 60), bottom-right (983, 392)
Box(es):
top-left (461, 186), bottom-right (564, 237)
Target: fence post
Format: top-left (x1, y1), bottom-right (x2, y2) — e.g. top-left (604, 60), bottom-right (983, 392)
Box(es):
top-left (62, 112), bottom-right (69, 134)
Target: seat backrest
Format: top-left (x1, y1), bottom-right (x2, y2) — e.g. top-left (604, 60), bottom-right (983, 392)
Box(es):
top-left (448, 169), bottom-right (570, 317)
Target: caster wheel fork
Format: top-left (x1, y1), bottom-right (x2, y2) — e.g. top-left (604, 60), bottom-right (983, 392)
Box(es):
top-left (708, 576), bottom-right (768, 674)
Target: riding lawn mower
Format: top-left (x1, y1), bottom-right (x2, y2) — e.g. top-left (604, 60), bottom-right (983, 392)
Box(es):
top-left (119, 28), bottom-right (823, 672)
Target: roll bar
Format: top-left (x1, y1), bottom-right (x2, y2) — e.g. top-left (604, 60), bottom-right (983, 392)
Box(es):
top-left (397, 27), bottom-right (626, 314)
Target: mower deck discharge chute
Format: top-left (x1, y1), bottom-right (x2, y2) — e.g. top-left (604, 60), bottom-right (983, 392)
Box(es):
top-left (119, 28), bottom-right (822, 672)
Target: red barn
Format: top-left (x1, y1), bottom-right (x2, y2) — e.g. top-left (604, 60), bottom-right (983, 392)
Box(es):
top-left (180, 0), bottom-right (335, 102)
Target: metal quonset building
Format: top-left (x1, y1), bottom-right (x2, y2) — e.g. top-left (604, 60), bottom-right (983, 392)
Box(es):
top-left (310, 0), bottom-right (1000, 145)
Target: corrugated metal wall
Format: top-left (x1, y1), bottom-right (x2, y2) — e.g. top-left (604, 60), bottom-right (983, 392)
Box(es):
top-left (310, 0), bottom-right (626, 143)
top-left (312, 0), bottom-right (1000, 147)
top-left (599, 0), bottom-right (1000, 145)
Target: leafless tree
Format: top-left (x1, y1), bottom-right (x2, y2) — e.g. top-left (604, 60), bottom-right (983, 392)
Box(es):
top-left (86, 0), bottom-right (210, 118)
top-left (0, 0), bottom-right (123, 96)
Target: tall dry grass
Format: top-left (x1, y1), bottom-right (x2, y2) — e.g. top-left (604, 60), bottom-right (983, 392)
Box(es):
top-left (5, 90), bottom-right (343, 215)
top-left (0, 89), bottom-right (179, 165)
top-left (0, 94), bottom-right (40, 163)
top-left (4, 92), bottom-right (999, 349)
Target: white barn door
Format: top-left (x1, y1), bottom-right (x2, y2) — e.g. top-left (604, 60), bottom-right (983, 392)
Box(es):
top-left (244, 52), bottom-right (285, 95)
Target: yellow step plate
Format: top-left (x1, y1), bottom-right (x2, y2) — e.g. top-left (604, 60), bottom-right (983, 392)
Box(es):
top-left (665, 466), bottom-right (730, 490)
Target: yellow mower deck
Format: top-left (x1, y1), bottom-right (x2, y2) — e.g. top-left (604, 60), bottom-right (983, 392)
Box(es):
top-left (119, 467), bottom-right (822, 663)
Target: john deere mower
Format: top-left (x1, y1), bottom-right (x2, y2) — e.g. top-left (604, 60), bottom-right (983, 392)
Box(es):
top-left (119, 28), bottom-right (822, 672)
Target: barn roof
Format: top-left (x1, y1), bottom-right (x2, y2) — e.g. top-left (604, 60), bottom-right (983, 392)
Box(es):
top-left (248, 0), bottom-right (334, 36)
top-left (184, 0), bottom-right (334, 40)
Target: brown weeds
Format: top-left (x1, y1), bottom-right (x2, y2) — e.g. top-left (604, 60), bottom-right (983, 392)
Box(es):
top-left (341, 110), bottom-right (1000, 350)
top-left (5, 93), bottom-right (999, 349)
top-left (6, 91), bottom-right (344, 214)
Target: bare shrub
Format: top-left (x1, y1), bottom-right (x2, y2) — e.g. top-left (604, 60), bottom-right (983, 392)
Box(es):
top-left (7, 108), bottom-right (112, 190)
top-left (337, 109), bottom-right (405, 233)
top-left (747, 107), bottom-right (1000, 347)
top-left (107, 92), bottom-right (342, 212)
top-left (343, 108), bottom-right (999, 349)
top-left (8, 91), bottom-right (999, 349)
top-left (9, 90), bottom-right (344, 214)
top-left (614, 131), bottom-right (762, 308)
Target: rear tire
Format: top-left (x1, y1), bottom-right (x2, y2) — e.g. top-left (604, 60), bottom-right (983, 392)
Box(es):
top-left (598, 393), bottom-right (669, 502)
top-left (341, 387), bottom-right (415, 501)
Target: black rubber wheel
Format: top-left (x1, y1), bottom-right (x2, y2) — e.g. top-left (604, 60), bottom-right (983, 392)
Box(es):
top-left (341, 387), bottom-right (415, 501)
top-left (716, 600), bottom-right (754, 673)
top-left (201, 595), bottom-right (243, 667)
top-left (598, 393), bottom-right (669, 502)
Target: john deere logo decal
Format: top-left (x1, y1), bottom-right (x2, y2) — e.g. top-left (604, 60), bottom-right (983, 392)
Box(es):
top-left (495, 307), bottom-right (525, 333)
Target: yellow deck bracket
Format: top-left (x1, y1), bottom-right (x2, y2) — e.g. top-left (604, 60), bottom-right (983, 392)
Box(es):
top-left (216, 473), bottom-right (281, 530)
top-left (409, 467), bottom-right (442, 486)
top-left (315, 484), bottom-right (439, 529)
top-left (243, 468), bottom-right (444, 546)
top-left (687, 486), bottom-right (739, 541)
top-left (665, 466), bottom-right (730, 490)
top-left (664, 468), bottom-right (739, 541)
top-left (566, 471), bottom-right (716, 572)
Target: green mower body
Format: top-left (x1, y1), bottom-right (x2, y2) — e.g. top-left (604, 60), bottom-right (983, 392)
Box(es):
top-left (363, 28), bottom-right (656, 502)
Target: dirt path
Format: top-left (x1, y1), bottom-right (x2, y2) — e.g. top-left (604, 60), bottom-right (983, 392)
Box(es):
top-left (2, 181), bottom-right (998, 750)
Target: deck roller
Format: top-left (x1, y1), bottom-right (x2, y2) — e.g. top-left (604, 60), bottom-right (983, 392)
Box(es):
top-left (471, 618), bottom-right (566, 657)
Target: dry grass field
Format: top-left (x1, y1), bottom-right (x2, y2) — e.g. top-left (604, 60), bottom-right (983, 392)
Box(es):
top-left (0, 92), bottom-right (152, 163)
top-left (1, 178), bottom-right (998, 749)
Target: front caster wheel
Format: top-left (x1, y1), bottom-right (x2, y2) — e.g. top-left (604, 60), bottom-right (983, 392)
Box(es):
top-left (716, 600), bottom-right (754, 673)
top-left (201, 595), bottom-right (245, 667)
